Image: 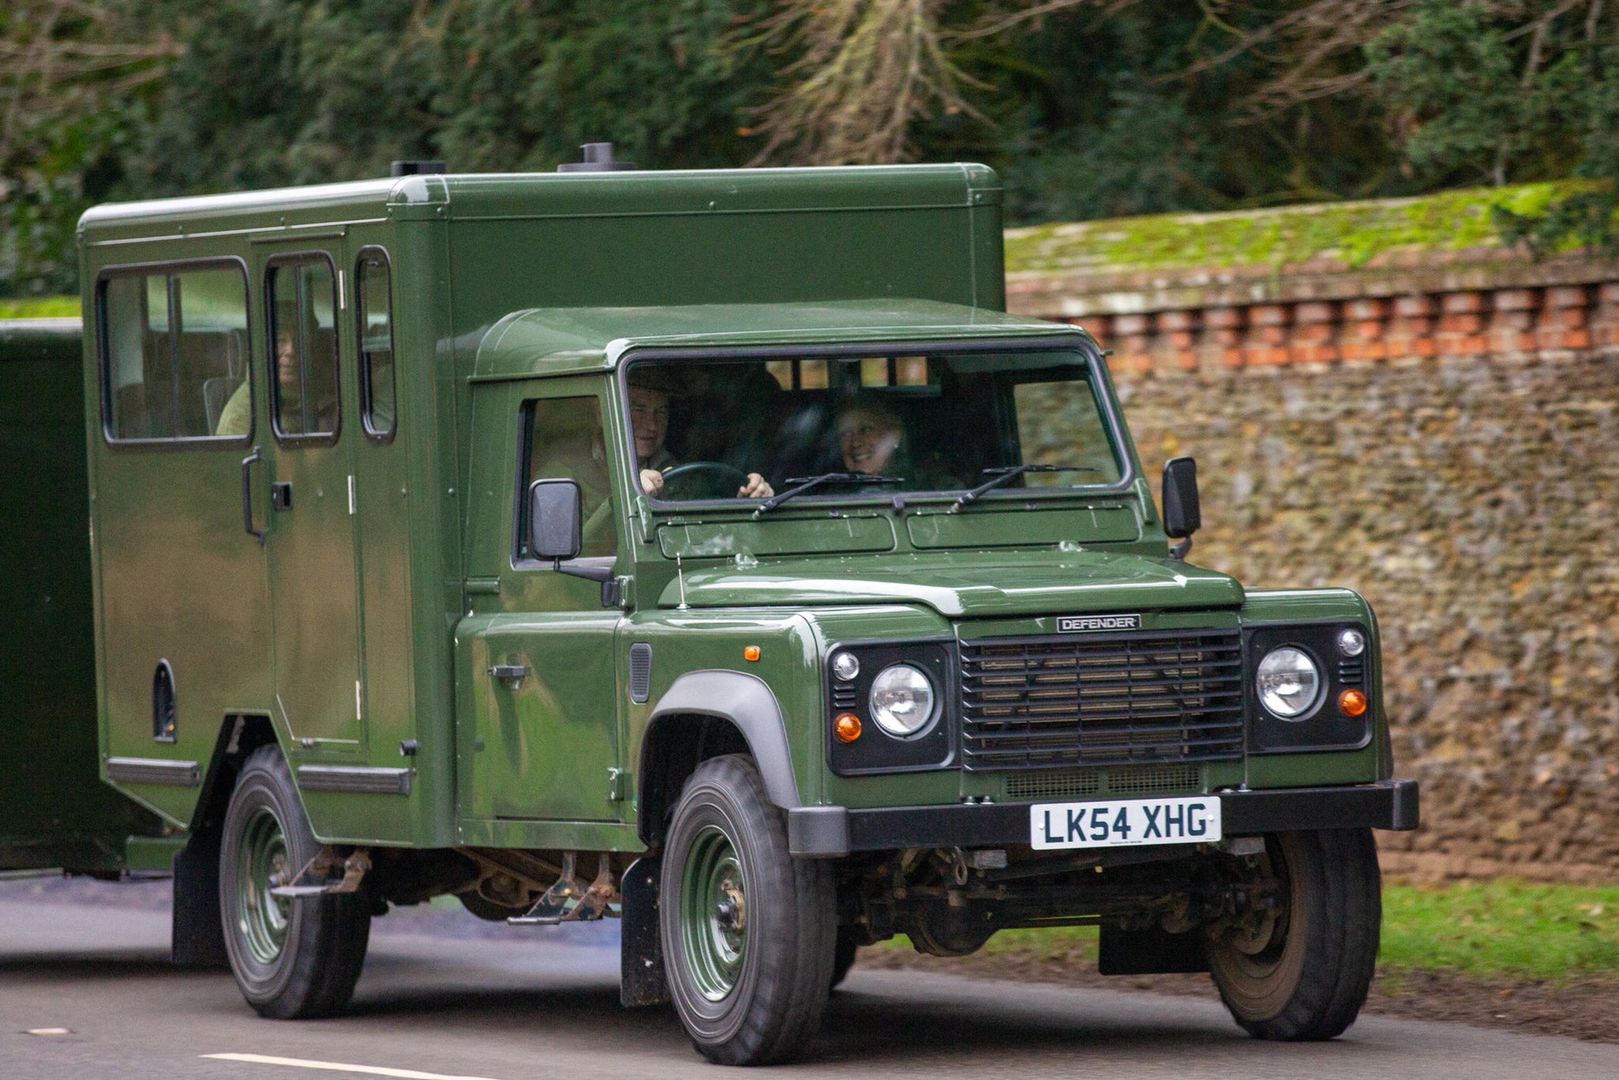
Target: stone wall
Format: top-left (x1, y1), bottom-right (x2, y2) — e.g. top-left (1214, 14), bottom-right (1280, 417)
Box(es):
top-left (1005, 202), bottom-right (1619, 883)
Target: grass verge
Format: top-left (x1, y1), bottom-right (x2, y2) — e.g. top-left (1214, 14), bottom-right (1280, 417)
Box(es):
top-left (0, 296), bottom-right (79, 319)
top-left (877, 880), bottom-right (1619, 984)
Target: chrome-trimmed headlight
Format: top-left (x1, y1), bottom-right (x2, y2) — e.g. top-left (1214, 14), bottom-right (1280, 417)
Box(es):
top-left (1256, 646), bottom-right (1323, 719)
top-left (868, 663), bottom-right (938, 738)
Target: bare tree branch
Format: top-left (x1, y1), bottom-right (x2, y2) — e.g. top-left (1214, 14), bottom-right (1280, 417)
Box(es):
top-left (738, 1), bottom-right (1118, 166)
top-left (0, 1), bottom-right (180, 165)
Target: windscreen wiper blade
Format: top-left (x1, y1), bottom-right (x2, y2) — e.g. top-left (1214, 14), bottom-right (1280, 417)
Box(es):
top-left (950, 464), bottom-right (1099, 512)
top-left (752, 472), bottom-right (904, 517)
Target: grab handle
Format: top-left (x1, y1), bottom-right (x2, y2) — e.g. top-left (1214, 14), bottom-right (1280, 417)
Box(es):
top-left (241, 447), bottom-right (265, 544)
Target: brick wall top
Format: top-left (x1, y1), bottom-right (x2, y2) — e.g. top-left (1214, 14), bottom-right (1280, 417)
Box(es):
top-left (1004, 184), bottom-right (1619, 322)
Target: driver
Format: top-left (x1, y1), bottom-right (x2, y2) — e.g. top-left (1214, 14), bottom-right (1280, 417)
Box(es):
top-left (631, 372), bottom-right (773, 499)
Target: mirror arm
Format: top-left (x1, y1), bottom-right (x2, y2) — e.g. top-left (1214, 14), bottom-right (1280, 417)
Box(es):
top-left (551, 558), bottom-right (621, 608)
top-left (551, 557), bottom-right (614, 584)
top-left (1169, 536), bottom-right (1193, 561)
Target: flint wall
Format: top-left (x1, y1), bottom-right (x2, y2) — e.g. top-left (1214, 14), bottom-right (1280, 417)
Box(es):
top-left (1006, 199), bottom-right (1619, 882)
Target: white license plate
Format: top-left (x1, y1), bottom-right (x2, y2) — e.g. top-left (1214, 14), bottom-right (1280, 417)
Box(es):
top-left (1029, 796), bottom-right (1222, 851)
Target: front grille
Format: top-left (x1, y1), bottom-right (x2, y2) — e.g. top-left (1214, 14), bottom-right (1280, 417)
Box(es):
top-left (960, 629), bottom-right (1245, 772)
top-left (1004, 762), bottom-right (1201, 801)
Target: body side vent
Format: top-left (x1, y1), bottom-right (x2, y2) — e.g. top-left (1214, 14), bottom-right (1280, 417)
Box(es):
top-left (629, 643), bottom-right (653, 704)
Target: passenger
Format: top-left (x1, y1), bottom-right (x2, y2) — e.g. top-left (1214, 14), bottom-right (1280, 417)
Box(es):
top-left (836, 395), bottom-right (905, 475)
top-left (631, 372), bottom-right (773, 499)
top-left (213, 327), bottom-right (295, 437)
top-left (215, 322), bottom-right (337, 436)
top-left (834, 394), bottom-right (954, 490)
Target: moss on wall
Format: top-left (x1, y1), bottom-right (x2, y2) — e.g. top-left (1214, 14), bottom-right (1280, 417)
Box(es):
top-left (1005, 182), bottom-right (1596, 277)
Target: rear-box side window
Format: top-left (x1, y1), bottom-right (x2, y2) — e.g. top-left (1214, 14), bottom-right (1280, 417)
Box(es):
top-left (356, 250), bottom-right (396, 439)
top-left (99, 263), bottom-right (251, 442)
top-left (267, 256), bottom-right (340, 440)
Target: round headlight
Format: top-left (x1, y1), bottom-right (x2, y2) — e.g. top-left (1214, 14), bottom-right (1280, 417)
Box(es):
top-left (1256, 647), bottom-right (1322, 719)
top-left (831, 651), bottom-right (860, 682)
top-left (1337, 628), bottom-right (1366, 657)
top-left (869, 663), bottom-right (937, 738)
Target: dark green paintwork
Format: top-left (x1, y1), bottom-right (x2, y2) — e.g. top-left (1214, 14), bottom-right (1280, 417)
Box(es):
top-left (0, 318), bottom-right (163, 872)
top-left (59, 164), bottom-right (1395, 866)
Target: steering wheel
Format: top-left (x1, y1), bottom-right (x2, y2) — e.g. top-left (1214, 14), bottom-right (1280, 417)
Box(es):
top-left (658, 461), bottom-right (750, 500)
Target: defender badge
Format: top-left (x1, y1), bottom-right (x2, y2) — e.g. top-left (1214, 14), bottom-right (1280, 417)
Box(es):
top-left (1058, 613), bottom-right (1142, 633)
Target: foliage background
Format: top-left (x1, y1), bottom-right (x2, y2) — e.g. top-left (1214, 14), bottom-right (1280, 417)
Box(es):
top-left (2, 0), bottom-right (1616, 297)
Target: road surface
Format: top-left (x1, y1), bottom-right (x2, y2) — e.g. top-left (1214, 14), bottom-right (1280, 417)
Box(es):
top-left (2, 878), bottom-right (1615, 1078)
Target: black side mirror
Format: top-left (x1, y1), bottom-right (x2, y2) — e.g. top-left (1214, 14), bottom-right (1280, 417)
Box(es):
top-left (528, 478), bottom-right (582, 562)
top-left (1162, 456), bottom-right (1201, 559)
top-left (526, 477), bottom-right (619, 603)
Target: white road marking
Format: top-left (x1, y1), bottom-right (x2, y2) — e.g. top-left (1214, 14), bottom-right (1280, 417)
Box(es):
top-left (26, 1028), bottom-right (72, 1036)
top-left (202, 1053), bottom-right (507, 1080)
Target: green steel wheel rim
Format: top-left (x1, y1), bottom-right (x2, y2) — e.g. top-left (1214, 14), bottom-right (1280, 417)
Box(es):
top-left (236, 805), bottom-right (293, 966)
top-left (680, 824), bottom-right (748, 1003)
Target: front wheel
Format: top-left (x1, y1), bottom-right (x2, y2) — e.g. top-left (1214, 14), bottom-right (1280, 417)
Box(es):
top-left (218, 745), bottom-right (371, 1018)
top-left (660, 755), bottom-right (835, 1065)
top-left (1205, 828), bottom-right (1381, 1040)
top-left (829, 927), bottom-right (859, 990)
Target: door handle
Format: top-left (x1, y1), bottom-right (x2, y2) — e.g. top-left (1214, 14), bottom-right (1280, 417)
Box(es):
top-left (240, 447), bottom-right (265, 544)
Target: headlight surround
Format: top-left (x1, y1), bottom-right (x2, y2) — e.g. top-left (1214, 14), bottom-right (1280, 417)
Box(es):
top-left (1256, 646), bottom-right (1323, 719)
top-left (869, 663), bottom-right (938, 739)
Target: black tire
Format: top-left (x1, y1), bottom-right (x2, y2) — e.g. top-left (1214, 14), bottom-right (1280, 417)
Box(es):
top-left (1206, 828), bottom-right (1381, 1041)
top-left (660, 754), bottom-right (835, 1065)
top-left (829, 928), bottom-right (859, 990)
top-left (218, 745), bottom-right (372, 1019)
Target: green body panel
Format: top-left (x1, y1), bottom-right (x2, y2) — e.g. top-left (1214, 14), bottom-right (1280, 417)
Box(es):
top-left (659, 550), bottom-right (1244, 618)
top-left (0, 319), bottom-right (162, 872)
top-left (60, 164), bottom-right (1395, 862)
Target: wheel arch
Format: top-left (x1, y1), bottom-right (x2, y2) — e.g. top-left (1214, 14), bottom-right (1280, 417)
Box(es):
top-left (189, 713), bottom-right (281, 839)
top-left (637, 670), bottom-right (801, 846)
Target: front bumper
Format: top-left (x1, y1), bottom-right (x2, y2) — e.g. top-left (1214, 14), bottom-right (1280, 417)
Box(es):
top-left (787, 779), bottom-right (1419, 858)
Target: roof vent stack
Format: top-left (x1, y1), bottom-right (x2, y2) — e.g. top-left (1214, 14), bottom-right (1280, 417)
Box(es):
top-left (391, 160), bottom-right (447, 177)
top-left (558, 142), bottom-right (637, 173)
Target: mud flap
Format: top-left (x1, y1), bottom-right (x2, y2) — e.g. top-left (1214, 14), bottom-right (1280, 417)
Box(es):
top-left (170, 832), bottom-right (229, 969)
top-left (619, 855), bottom-right (669, 1006)
top-left (1098, 924), bottom-right (1209, 975)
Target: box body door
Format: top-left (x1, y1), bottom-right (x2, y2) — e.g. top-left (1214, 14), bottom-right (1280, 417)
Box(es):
top-left (259, 246), bottom-right (364, 751)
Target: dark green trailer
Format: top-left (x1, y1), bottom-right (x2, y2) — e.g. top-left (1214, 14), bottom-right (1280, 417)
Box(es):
top-left (0, 318), bottom-right (166, 875)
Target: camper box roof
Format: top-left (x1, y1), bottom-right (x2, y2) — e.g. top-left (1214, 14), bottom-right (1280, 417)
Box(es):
top-left (77, 165), bottom-right (1002, 242)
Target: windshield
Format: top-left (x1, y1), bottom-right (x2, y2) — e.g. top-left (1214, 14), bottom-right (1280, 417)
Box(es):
top-left (622, 345), bottom-right (1125, 503)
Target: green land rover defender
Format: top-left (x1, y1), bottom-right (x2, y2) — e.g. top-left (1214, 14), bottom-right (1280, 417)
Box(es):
top-left (6, 154), bottom-right (1416, 1064)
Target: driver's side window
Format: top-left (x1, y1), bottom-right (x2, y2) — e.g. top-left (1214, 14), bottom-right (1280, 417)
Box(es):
top-left (520, 396), bottom-right (617, 560)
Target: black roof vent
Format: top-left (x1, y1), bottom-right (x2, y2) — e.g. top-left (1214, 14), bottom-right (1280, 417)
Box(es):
top-left (391, 160), bottom-right (446, 177)
top-left (557, 142), bottom-right (636, 173)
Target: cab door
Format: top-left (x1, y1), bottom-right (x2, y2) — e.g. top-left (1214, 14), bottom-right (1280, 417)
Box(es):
top-left (469, 382), bottom-right (624, 823)
top-left (260, 247), bottom-right (363, 751)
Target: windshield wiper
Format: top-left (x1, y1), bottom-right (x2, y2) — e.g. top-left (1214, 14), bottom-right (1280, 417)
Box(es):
top-left (752, 472), bottom-right (904, 517)
top-left (950, 464), bottom-right (1099, 512)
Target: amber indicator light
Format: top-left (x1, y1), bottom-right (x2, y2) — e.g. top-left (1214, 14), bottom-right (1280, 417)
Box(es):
top-left (834, 712), bottom-right (862, 743)
top-left (1338, 689), bottom-right (1368, 717)
top-left (743, 645), bottom-right (761, 662)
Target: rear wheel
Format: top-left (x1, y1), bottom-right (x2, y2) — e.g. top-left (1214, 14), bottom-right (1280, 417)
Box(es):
top-left (1206, 829), bottom-right (1380, 1040)
top-left (219, 745), bottom-right (371, 1018)
top-left (660, 755), bottom-right (835, 1065)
